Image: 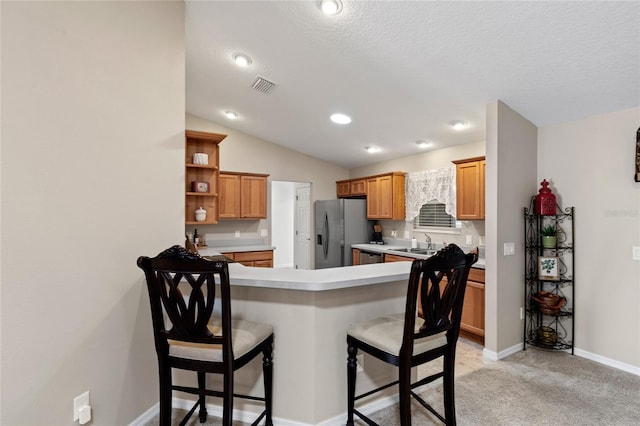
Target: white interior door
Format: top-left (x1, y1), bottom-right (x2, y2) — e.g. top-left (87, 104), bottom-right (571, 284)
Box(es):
top-left (294, 184), bottom-right (311, 269)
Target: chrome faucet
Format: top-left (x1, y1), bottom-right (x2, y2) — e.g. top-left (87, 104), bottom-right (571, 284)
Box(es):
top-left (424, 233), bottom-right (433, 250)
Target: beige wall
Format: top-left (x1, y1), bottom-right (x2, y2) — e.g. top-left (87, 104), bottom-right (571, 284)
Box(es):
top-left (1, 2), bottom-right (185, 424)
top-left (538, 107), bottom-right (640, 368)
top-left (485, 101), bottom-right (538, 356)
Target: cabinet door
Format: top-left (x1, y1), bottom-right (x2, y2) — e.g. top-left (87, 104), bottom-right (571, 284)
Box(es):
top-left (350, 179), bottom-right (366, 196)
top-left (218, 173), bottom-right (241, 219)
top-left (460, 281), bottom-right (485, 338)
top-left (337, 181), bottom-right (350, 198)
top-left (367, 176), bottom-right (393, 219)
top-left (454, 158), bottom-right (485, 220)
top-left (366, 177), bottom-right (381, 218)
top-left (240, 175), bottom-right (267, 218)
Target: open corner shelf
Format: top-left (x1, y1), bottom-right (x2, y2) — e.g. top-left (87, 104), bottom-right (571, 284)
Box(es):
top-left (523, 196), bottom-right (575, 354)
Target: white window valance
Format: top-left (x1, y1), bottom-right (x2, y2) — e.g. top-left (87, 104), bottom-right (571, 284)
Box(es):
top-left (405, 167), bottom-right (456, 222)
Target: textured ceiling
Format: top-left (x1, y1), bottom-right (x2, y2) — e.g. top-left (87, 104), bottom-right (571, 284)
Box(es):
top-left (186, 1), bottom-right (640, 169)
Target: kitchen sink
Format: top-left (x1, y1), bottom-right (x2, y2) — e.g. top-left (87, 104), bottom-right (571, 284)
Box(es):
top-left (394, 248), bottom-right (437, 255)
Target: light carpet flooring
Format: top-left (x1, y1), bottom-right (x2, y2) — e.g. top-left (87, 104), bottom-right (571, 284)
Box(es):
top-left (146, 338), bottom-right (640, 425)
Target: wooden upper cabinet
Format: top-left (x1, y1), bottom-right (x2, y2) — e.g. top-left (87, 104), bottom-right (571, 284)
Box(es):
top-left (219, 171), bottom-right (268, 219)
top-left (185, 130), bottom-right (225, 225)
top-left (218, 173), bottom-right (241, 219)
top-left (336, 178), bottom-right (367, 198)
top-left (366, 172), bottom-right (405, 220)
top-left (452, 156), bottom-right (485, 220)
top-left (241, 174), bottom-right (267, 218)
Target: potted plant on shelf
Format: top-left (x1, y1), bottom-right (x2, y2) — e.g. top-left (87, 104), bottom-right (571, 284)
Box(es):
top-left (540, 224), bottom-right (557, 248)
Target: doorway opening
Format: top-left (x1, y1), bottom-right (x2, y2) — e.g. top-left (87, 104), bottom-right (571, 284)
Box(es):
top-left (271, 181), bottom-right (311, 269)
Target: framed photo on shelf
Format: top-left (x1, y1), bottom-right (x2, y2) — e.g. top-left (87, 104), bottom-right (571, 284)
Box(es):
top-left (538, 256), bottom-right (559, 280)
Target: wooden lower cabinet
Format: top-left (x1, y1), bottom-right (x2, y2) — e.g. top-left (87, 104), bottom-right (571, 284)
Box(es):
top-left (221, 250), bottom-right (273, 268)
top-left (383, 256), bottom-right (485, 344)
top-left (460, 267), bottom-right (485, 344)
top-left (352, 249), bottom-right (360, 265)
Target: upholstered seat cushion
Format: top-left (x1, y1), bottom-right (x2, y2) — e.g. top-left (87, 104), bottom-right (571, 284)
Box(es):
top-left (169, 319), bottom-right (273, 362)
top-left (347, 313), bottom-right (447, 356)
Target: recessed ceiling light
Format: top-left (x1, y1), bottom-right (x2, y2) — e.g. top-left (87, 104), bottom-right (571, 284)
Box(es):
top-left (330, 113), bottom-right (351, 125)
top-left (232, 53), bottom-right (252, 67)
top-left (320, 0), bottom-right (343, 15)
top-left (224, 111), bottom-right (238, 119)
top-left (449, 120), bottom-right (470, 131)
top-left (365, 146), bottom-right (380, 154)
top-left (416, 140), bottom-right (433, 149)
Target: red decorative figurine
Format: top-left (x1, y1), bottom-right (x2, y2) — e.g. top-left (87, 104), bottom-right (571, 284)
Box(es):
top-left (535, 179), bottom-right (556, 215)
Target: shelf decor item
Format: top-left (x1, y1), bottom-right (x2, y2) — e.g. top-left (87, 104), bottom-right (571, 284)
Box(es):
top-left (191, 181), bottom-right (209, 193)
top-left (192, 152), bottom-right (209, 165)
top-left (535, 179), bottom-right (556, 215)
top-left (531, 291), bottom-right (566, 315)
top-left (540, 224), bottom-right (557, 248)
top-left (538, 256), bottom-right (559, 280)
top-left (194, 207), bottom-right (207, 222)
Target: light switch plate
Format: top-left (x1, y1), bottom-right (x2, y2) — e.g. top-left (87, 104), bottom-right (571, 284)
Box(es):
top-left (465, 235), bottom-right (473, 245)
top-left (633, 246), bottom-right (640, 260)
top-left (479, 236), bottom-right (486, 246)
top-left (504, 242), bottom-right (515, 256)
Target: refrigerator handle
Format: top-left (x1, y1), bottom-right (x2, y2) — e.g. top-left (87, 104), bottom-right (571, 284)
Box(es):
top-left (323, 212), bottom-right (329, 259)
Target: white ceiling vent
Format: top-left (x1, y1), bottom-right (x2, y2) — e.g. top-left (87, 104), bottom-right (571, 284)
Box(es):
top-left (251, 75), bottom-right (277, 94)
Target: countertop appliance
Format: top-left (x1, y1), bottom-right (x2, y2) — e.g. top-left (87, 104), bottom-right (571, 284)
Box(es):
top-left (315, 199), bottom-right (372, 269)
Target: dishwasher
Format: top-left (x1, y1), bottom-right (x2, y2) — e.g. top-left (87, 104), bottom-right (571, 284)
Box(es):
top-left (359, 251), bottom-right (383, 264)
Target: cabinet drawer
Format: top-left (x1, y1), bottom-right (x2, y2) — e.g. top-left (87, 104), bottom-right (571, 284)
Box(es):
top-left (384, 253), bottom-right (414, 263)
top-left (234, 250), bottom-right (273, 262)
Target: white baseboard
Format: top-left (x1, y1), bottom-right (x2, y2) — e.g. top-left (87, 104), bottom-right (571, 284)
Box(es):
top-left (482, 342), bottom-right (640, 377)
top-left (128, 402), bottom-right (158, 426)
top-left (129, 395), bottom-right (401, 426)
top-left (483, 342), bottom-right (522, 361)
top-left (574, 347), bottom-right (640, 376)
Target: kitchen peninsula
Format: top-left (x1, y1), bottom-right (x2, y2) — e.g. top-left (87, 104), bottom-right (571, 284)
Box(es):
top-left (197, 247), bottom-right (413, 424)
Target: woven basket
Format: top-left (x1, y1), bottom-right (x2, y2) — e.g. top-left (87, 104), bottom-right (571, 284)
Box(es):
top-left (531, 291), bottom-right (566, 315)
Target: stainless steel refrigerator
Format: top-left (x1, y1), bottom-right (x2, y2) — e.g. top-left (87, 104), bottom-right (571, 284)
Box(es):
top-left (315, 199), bottom-right (372, 269)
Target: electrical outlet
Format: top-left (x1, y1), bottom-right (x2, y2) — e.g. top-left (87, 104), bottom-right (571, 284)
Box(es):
top-left (73, 391), bottom-right (90, 422)
top-left (479, 236), bottom-right (485, 246)
top-left (633, 246), bottom-right (640, 261)
top-left (234, 230), bottom-right (240, 238)
top-left (260, 229), bottom-right (268, 237)
top-left (520, 307), bottom-right (524, 320)
top-left (465, 235), bottom-right (473, 245)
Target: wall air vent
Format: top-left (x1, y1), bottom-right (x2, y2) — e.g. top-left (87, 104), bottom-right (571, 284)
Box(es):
top-left (251, 75), bottom-right (277, 94)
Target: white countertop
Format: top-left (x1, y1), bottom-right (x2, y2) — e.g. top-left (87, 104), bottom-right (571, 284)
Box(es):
top-left (197, 245), bottom-right (411, 291)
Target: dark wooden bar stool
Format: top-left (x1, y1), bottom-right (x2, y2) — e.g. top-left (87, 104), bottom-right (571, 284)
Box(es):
top-left (137, 245), bottom-right (274, 426)
top-left (346, 244), bottom-right (477, 426)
